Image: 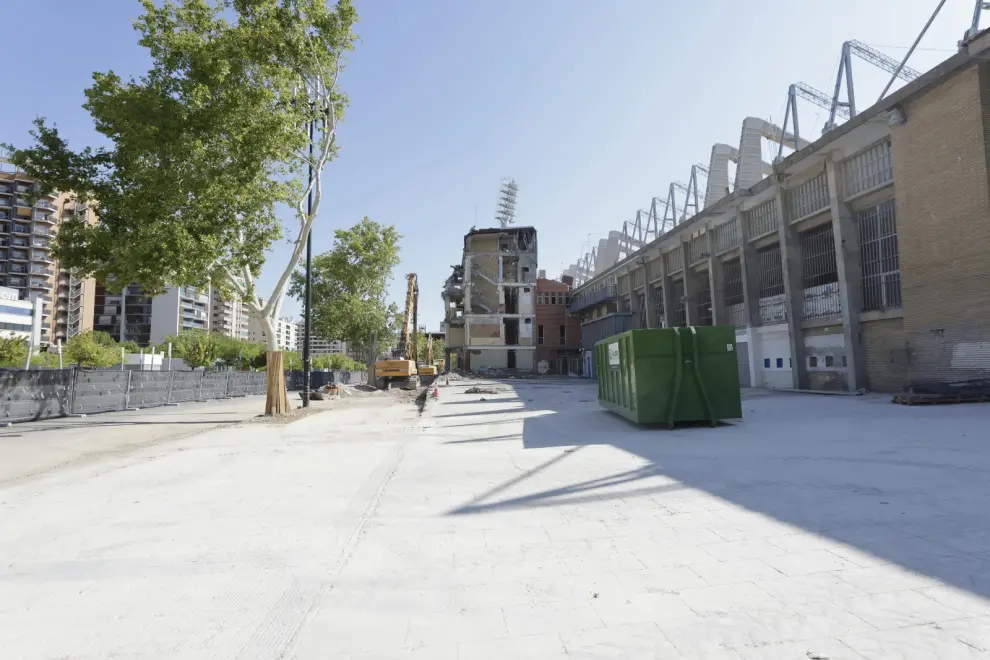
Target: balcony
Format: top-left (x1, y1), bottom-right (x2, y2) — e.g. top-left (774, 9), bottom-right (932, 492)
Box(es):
top-left (12, 225), bottom-right (30, 235)
top-left (32, 252), bottom-right (53, 263)
top-left (31, 267), bottom-right (53, 276)
top-left (10, 251), bottom-right (28, 261)
top-left (35, 200), bottom-right (56, 211)
top-left (34, 213), bottom-right (55, 224)
top-left (568, 285), bottom-right (617, 313)
top-left (9, 265), bottom-right (27, 274)
top-left (29, 280), bottom-right (48, 290)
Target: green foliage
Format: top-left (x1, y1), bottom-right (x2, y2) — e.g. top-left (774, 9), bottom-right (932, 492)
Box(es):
top-left (290, 218), bottom-right (402, 360)
top-left (282, 351), bottom-right (302, 371)
top-left (65, 332), bottom-right (120, 367)
top-left (5, 0), bottom-right (358, 301)
top-left (416, 333), bottom-right (445, 365)
top-left (311, 352), bottom-right (363, 371)
top-left (0, 336), bottom-right (28, 367)
top-left (119, 340), bottom-right (142, 353)
top-left (160, 329), bottom-right (221, 369)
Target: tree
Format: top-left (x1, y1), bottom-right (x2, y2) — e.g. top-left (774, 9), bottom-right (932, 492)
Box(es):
top-left (290, 218), bottom-right (401, 374)
top-left (65, 332), bottom-right (119, 368)
top-left (0, 336), bottom-right (28, 367)
top-left (7, 0), bottom-right (358, 414)
top-left (161, 330), bottom-right (221, 369)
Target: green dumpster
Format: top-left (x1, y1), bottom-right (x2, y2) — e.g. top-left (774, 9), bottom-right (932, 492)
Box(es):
top-left (595, 326), bottom-right (742, 427)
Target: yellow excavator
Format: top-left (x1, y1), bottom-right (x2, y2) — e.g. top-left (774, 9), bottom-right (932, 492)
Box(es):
top-left (374, 273), bottom-right (419, 389)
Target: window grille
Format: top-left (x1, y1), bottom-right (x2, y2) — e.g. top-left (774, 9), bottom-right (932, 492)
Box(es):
top-left (845, 141), bottom-right (893, 198)
top-left (670, 279), bottom-right (686, 327)
top-left (712, 219), bottom-right (739, 254)
top-left (801, 224), bottom-right (841, 319)
top-left (746, 200), bottom-right (779, 239)
top-left (858, 199), bottom-right (901, 311)
top-left (696, 273), bottom-right (713, 325)
top-left (788, 173), bottom-right (830, 220)
top-left (757, 244), bottom-right (786, 325)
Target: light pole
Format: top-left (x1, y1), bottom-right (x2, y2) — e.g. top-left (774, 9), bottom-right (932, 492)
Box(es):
top-left (302, 117), bottom-right (315, 407)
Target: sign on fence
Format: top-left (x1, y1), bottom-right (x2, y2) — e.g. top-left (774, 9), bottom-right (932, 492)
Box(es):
top-left (0, 369), bottom-right (268, 424)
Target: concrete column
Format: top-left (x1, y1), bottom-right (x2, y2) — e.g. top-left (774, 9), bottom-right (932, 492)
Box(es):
top-left (736, 209), bottom-right (761, 329)
top-left (705, 222), bottom-right (725, 325)
top-left (776, 186), bottom-right (808, 389)
top-left (659, 253), bottom-right (675, 328)
top-left (681, 241), bottom-right (697, 326)
top-left (825, 155), bottom-right (866, 391)
top-left (641, 259), bottom-right (653, 329)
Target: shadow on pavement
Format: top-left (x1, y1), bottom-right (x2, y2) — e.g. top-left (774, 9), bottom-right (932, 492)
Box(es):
top-left (442, 378), bottom-right (990, 600)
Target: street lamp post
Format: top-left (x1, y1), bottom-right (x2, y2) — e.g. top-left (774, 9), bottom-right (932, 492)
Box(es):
top-left (302, 117), bottom-right (315, 407)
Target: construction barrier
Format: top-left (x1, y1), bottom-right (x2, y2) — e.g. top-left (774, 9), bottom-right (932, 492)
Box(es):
top-left (0, 368), bottom-right (268, 424)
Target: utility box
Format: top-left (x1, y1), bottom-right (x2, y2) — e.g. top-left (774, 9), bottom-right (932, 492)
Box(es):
top-left (595, 326), bottom-right (742, 427)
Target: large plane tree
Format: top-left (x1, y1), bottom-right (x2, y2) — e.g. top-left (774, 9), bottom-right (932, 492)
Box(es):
top-left (7, 0), bottom-right (357, 415)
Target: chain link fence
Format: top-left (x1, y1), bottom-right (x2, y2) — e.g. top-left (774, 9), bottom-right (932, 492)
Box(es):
top-left (1, 369), bottom-right (267, 424)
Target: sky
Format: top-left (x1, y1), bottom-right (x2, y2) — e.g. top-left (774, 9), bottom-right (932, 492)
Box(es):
top-left (1, 0), bottom-right (977, 331)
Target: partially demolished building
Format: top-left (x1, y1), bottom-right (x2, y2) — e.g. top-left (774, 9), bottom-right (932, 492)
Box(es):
top-left (442, 227), bottom-right (538, 372)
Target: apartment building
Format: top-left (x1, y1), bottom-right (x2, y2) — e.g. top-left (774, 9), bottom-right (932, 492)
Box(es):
top-left (294, 326), bottom-right (346, 356)
top-left (569, 29), bottom-right (990, 392)
top-left (209, 287), bottom-right (250, 340)
top-left (92, 283), bottom-right (155, 345)
top-left (0, 285), bottom-right (41, 343)
top-left (149, 285), bottom-right (211, 344)
top-left (0, 172), bottom-right (60, 344)
top-left (535, 273), bottom-right (581, 374)
top-left (442, 226), bottom-right (538, 372)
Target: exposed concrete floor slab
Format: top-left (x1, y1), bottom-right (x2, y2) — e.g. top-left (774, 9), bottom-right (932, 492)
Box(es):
top-left (2, 380), bottom-right (990, 658)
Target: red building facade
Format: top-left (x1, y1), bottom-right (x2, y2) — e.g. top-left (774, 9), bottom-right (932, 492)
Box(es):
top-left (535, 277), bottom-right (582, 374)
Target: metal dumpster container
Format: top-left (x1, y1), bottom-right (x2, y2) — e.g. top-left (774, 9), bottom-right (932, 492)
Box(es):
top-left (595, 326), bottom-right (742, 427)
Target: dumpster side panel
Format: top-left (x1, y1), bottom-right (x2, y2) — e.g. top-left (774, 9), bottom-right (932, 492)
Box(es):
top-left (695, 325), bottom-right (744, 420)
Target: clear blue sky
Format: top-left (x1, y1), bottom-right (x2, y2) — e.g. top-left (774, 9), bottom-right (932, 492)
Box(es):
top-left (1, 0), bottom-right (974, 330)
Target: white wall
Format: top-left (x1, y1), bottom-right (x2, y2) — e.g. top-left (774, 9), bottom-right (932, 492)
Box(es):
top-left (149, 287), bottom-right (180, 344)
top-left (755, 324), bottom-right (792, 389)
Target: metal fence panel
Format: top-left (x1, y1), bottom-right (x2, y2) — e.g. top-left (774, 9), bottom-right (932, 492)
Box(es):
top-left (170, 371), bottom-right (202, 403)
top-left (201, 372), bottom-right (229, 400)
top-left (128, 372), bottom-right (172, 409)
top-left (0, 369), bottom-right (74, 423)
top-left (72, 369), bottom-right (130, 415)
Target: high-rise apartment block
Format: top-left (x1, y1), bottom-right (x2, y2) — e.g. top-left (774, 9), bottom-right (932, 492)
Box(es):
top-left (93, 283), bottom-right (156, 345)
top-left (149, 285), bottom-right (211, 344)
top-left (0, 172), bottom-right (61, 344)
top-left (209, 288), bottom-right (250, 340)
top-left (294, 324), bottom-right (346, 356)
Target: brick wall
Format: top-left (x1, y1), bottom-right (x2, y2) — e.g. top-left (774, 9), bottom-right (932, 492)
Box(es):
top-left (535, 278), bottom-right (580, 364)
top-left (861, 317), bottom-right (909, 392)
top-left (889, 62), bottom-right (990, 385)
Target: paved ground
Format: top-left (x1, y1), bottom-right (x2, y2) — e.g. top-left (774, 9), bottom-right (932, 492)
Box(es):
top-left (0, 395), bottom-right (274, 484)
top-left (2, 380), bottom-right (990, 658)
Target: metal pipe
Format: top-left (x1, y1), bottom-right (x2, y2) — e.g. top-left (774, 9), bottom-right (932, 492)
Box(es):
top-left (879, 0), bottom-right (948, 101)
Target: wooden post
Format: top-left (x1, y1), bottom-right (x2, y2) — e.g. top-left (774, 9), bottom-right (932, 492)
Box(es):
top-left (265, 350), bottom-right (289, 415)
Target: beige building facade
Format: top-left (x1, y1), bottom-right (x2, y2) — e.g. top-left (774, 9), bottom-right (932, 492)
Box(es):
top-left (570, 30), bottom-right (990, 392)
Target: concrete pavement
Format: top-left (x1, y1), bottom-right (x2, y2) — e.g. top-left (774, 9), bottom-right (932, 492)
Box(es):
top-left (2, 380), bottom-right (990, 658)
top-left (0, 395), bottom-right (274, 484)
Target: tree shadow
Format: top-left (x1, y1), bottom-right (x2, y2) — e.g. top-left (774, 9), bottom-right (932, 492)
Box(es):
top-left (442, 379), bottom-right (990, 600)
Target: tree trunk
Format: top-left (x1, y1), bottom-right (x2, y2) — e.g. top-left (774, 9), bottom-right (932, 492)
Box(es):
top-left (266, 350), bottom-right (290, 415)
top-left (254, 312), bottom-right (288, 416)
